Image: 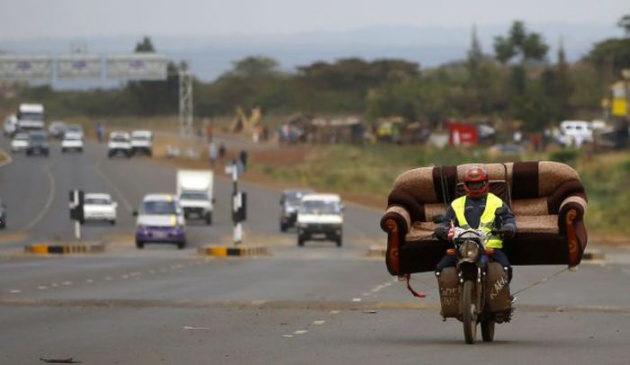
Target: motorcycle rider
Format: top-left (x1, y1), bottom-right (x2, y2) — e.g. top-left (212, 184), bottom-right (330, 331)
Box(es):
top-left (434, 165), bottom-right (517, 281)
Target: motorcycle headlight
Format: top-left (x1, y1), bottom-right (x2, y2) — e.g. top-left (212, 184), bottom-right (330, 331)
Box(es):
top-left (459, 240), bottom-right (480, 260)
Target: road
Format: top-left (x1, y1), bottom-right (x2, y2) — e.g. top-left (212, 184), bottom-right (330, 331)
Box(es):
top-left (0, 135), bottom-right (629, 364)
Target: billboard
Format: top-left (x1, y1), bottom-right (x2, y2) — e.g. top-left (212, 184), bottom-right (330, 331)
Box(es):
top-left (0, 55), bottom-right (53, 80)
top-left (107, 53), bottom-right (168, 80)
top-left (57, 55), bottom-right (102, 79)
top-left (611, 81), bottom-right (627, 117)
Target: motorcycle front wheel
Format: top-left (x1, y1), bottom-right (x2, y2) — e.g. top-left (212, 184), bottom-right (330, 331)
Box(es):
top-left (462, 280), bottom-right (478, 344)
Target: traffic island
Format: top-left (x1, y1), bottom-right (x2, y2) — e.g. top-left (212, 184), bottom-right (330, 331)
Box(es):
top-left (197, 245), bottom-right (269, 257)
top-left (25, 243), bottom-right (106, 255)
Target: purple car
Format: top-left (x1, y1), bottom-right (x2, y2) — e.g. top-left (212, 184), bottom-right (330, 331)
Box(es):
top-left (134, 194), bottom-right (186, 249)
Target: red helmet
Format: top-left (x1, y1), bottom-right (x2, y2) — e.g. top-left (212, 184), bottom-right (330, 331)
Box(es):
top-left (463, 165), bottom-right (489, 198)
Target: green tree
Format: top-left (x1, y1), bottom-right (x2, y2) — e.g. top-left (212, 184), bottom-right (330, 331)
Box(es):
top-left (466, 25), bottom-right (495, 115)
top-left (493, 21), bottom-right (549, 65)
top-left (227, 56), bottom-right (280, 78)
top-left (125, 36), bottom-right (179, 116)
top-left (584, 38), bottom-right (630, 79)
top-left (618, 14), bottom-right (630, 37)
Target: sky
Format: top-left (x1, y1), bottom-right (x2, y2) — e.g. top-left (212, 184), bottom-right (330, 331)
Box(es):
top-left (1, 0), bottom-right (628, 40)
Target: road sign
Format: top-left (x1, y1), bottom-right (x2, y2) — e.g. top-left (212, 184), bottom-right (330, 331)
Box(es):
top-left (107, 53), bottom-right (168, 80)
top-left (0, 55), bottom-right (53, 81)
top-left (57, 54), bottom-right (102, 79)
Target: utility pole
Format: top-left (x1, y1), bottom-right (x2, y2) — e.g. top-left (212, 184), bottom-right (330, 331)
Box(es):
top-left (179, 61), bottom-right (193, 137)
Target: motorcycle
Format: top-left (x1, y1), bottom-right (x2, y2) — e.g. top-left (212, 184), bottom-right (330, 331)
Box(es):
top-left (436, 227), bottom-right (513, 344)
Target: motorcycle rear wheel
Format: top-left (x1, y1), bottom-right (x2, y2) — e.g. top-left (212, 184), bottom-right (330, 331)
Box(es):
top-left (481, 320), bottom-right (495, 342)
top-left (462, 280), bottom-right (478, 344)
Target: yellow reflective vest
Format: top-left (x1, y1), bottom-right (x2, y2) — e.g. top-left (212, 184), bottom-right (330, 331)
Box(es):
top-left (451, 193), bottom-right (504, 249)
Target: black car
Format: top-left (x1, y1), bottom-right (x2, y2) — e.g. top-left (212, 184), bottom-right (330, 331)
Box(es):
top-left (26, 130), bottom-right (50, 157)
top-left (0, 199), bottom-right (6, 229)
top-left (279, 189), bottom-right (314, 232)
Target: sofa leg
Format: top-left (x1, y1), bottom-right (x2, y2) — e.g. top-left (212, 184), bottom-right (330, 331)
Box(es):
top-left (384, 218), bottom-right (401, 275)
top-left (565, 209), bottom-right (580, 267)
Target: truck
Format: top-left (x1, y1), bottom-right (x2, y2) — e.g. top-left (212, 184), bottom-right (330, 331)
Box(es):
top-left (177, 170), bottom-right (215, 225)
top-left (16, 103), bottom-right (45, 133)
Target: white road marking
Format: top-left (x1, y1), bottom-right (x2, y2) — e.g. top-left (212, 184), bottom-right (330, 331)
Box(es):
top-left (282, 335), bottom-right (294, 338)
top-left (105, 276), bottom-right (113, 281)
top-left (86, 279), bottom-right (94, 283)
top-left (121, 275), bottom-right (129, 279)
top-left (21, 163), bottom-right (56, 231)
top-left (183, 326), bottom-right (211, 330)
top-left (62, 281), bottom-right (72, 286)
top-left (329, 310), bottom-right (341, 314)
top-left (92, 164), bottom-right (134, 213)
top-left (9, 289), bottom-right (21, 294)
top-left (37, 286), bottom-right (47, 290)
top-left (51, 283), bottom-right (59, 288)
top-left (312, 320), bottom-right (326, 325)
top-left (293, 330), bottom-right (308, 335)
top-left (352, 298), bottom-right (362, 302)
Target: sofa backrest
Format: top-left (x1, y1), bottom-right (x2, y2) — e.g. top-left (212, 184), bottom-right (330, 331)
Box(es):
top-left (387, 161), bottom-right (585, 223)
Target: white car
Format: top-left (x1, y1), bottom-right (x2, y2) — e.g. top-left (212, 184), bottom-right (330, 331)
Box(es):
top-left (65, 124), bottom-right (84, 139)
top-left (61, 132), bottom-right (84, 153)
top-left (296, 193), bottom-right (344, 247)
top-left (83, 193), bottom-right (117, 225)
top-left (10, 133), bottom-right (29, 153)
top-left (107, 131), bottom-right (132, 158)
top-left (130, 130), bottom-right (153, 156)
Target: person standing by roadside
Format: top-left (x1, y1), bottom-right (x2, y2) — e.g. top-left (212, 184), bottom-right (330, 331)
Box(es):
top-left (208, 142), bottom-right (218, 168)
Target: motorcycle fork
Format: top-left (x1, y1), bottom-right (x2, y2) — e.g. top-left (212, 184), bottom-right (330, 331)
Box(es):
top-left (458, 266), bottom-right (485, 318)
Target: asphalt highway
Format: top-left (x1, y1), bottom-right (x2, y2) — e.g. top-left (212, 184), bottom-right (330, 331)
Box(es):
top-left (0, 134), bottom-right (629, 364)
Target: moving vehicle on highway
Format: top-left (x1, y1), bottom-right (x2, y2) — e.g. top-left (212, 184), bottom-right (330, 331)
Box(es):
top-left (82, 193), bottom-right (117, 225)
top-left (0, 198), bottom-right (6, 229)
top-left (25, 130), bottom-right (50, 157)
top-left (177, 170), bottom-right (214, 225)
top-left (279, 188), bottom-right (315, 232)
top-left (65, 124), bottom-right (84, 139)
top-left (48, 121), bottom-right (67, 139)
top-left (16, 103), bottom-right (45, 133)
top-left (134, 194), bottom-right (186, 249)
top-left (3, 114), bottom-right (17, 137)
top-left (130, 130), bottom-right (153, 156)
top-left (107, 131), bottom-right (132, 158)
top-left (436, 226), bottom-right (512, 344)
top-left (61, 132), bottom-right (84, 153)
top-left (10, 132), bottom-right (29, 153)
top-left (296, 193), bottom-right (344, 247)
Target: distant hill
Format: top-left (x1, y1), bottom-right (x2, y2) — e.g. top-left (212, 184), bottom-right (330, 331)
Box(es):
top-left (0, 23), bottom-right (621, 86)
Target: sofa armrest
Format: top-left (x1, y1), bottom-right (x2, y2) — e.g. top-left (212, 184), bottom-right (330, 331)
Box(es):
top-left (381, 205), bottom-right (411, 233)
top-left (558, 196), bottom-right (588, 267)
top-left (380, 206), bottom-right (412, 276)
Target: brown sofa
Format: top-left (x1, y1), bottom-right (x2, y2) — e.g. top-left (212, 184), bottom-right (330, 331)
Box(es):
top-left (380, 161), bottom-right (588, 276)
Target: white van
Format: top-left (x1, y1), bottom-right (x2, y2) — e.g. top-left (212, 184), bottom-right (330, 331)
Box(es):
top-left (558, 120), bottom-right (593, 147)
top-left (130, 130), bottom-right (153, 156)
top-left (296, 193), bottom-right (344, 247)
